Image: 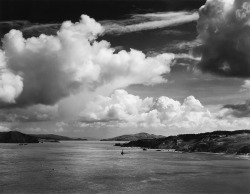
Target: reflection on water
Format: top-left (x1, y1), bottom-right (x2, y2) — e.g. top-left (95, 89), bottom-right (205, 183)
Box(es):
top-left (0, 141), bottom-right (250, 194)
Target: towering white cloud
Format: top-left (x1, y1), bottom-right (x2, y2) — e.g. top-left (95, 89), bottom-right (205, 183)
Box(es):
top-left (0, 50), bottom-right (23, 103)
top-left (0, 15), bottom-right (174, 106)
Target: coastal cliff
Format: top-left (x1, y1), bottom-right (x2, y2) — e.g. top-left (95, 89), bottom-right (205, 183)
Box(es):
top-left (119, 130), bottom-right (250, 154)
top-left (0, 131), bottom-right (39, 143)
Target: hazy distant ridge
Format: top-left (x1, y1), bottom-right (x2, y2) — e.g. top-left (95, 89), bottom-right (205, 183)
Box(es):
top-left (101, 132), bottom-right (165, 141)
top-left (30, 134), bottom-right (87, 141)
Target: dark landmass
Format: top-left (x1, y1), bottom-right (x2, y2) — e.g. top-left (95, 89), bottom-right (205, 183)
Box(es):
top-left (119, 130), bottom-right (250, 155)
top-left (0, 131), bottom-right (39, 143)
top-left (0, 131), bottom-right (88, 143)
top-left (101, 132), bottom-right (165, 141)
top-left (30, 134), bottom-right (88, 142)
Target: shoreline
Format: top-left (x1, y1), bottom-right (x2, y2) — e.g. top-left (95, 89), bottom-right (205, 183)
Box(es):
top-left (120, 146), bottom-right (250, 160)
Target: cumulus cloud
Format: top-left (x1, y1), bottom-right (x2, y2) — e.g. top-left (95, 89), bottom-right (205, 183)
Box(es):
top-left (0, 50), bottom-right (23, 103)
top-left (79, 89), bottom-right (217, 130)
top-left (0, 15), bottom-right (174, 107)
top-left (197, 0), bottom-right (250, 77)
top-left (80, 90), bottom-right (154, 122)
top-left (102, 11), bottom-right (199, 35)
top-left (77, 90), bottom-right (250, 132)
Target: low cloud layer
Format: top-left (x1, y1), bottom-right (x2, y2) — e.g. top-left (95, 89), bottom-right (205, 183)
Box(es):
top-left (0, 15), bottom-right (174, 106)
top-left (197, 0), bottom-right (250, 77)
top-left (78, 89), bottom-right (250, 131)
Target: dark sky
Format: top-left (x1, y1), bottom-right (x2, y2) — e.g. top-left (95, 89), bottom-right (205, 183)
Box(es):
top-left (0, 0), bottom-right (205, 22)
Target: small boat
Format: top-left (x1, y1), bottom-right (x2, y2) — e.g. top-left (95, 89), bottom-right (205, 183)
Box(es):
top-left (143, 148), bottom-right (147, 151)
top-left (121, 149), bottom-right (124, 155)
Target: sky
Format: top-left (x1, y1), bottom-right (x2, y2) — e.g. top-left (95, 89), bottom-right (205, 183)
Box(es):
top-left (0, 0), bottom-right (250, 138)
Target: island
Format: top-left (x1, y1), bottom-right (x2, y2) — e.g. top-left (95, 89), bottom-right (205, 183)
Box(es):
top-left (0, 131), bottom-right (39, 143)
top-left (100, 132), bottom-right (165, 141)
top-left (117, 130), bottom-right (250, 155)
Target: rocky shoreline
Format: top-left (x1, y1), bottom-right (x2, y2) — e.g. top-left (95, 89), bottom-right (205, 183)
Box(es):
top-left (116, 130), bottom-right (250, 155)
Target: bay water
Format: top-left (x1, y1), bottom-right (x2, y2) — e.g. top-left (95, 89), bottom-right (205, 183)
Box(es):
top-left (0, 141), bottom-right (250, 194)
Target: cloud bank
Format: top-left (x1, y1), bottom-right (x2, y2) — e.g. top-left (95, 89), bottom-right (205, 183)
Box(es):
top-left (197, 0), bottom-right (250, 77)
top-left (78, 89), bottom-right (250, 131)
top-left (0, 15), bottom-right (174, 107)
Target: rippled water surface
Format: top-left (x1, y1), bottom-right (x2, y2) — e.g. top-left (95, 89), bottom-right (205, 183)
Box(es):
top-left (0, 141), bottom-right (250, 194)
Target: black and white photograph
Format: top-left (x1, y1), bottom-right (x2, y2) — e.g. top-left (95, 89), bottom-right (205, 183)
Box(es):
top-left (0, 0), bottom-right (250, 193)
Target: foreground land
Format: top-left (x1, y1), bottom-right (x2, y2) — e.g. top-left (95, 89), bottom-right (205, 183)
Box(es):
top-left (119, 130), bottom-right (250, 154)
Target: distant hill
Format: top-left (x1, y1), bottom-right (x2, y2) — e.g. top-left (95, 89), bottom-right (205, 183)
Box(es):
top-left (100, 132), bottom-right (165, 141)
top-left (30, 134), bottom-right (87, 141)
top-left (119, 130), bottom-right (250, 155)
top-left (0, 131), bottom-right (39, 143)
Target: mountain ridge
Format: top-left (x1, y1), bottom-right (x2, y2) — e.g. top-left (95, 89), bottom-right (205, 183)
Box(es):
top-left (30, 134), bottom-right (87, 141)
top-left (101, 132), bottom-right (165, 141)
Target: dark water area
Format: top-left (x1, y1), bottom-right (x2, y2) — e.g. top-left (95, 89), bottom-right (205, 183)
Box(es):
top-left (0, 0), bottom-right (206, 22)
top-left (0, 141), bottom-right (250, 194)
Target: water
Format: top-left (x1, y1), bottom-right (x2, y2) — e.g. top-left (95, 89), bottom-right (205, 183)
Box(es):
top-left (0, 141), bottom-right (250, 194)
